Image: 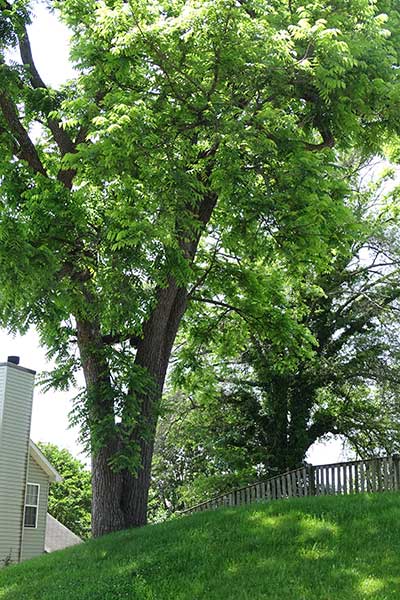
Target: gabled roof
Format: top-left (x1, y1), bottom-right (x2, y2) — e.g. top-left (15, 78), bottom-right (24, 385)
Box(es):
top-left (29, 440), bottom-right (62, 483)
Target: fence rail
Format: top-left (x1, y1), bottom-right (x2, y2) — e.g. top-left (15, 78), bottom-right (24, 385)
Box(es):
top-left (181, 455), bottom-right (400, 515)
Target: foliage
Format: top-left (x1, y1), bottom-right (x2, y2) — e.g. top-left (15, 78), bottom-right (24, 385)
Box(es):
top-left (2, 493), bottom-right (400, 598)
top-left (0, 0), bottom-right (397, 442)
top-left (37, 443), bottom-right (91, 539)
top-left (1, 0), bottom-right (400, 530)
top-left (149, 392), bottom-right (258, 516)
top-left (151, 167), bottom-right (400, 511)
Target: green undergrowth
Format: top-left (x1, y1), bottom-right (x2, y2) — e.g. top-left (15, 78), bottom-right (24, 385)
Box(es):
top-left (1, 492), bottom-right (400, 600)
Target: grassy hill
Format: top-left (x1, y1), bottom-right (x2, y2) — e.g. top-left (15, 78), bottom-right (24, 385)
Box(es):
top-left (1, 492), bottom-right (400, 600)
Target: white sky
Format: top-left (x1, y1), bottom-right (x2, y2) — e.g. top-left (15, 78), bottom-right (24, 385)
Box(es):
top-left (0, 3), bottom-right (347, 465)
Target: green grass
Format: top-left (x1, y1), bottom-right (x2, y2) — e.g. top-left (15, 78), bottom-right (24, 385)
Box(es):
top-left (1, 492), bottom-right (400, 599)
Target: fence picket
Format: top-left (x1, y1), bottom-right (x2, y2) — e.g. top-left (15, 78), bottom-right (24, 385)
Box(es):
top-left (371, 460), bottom-right (376, 491)
top-left (365, 462), bottom-right (370, 492)
top-left (271, 479), bottom-right (276, 500)
top-left (291, 471), bottom-right (298, 497)
top-left (314, 468), bottom-right (320, 496)
top-left (276, 478), bottom-right (282, 499)
top-left (384, 458), bottom-right (389, 491)
top-left (302, 468), bottom-right (307, 496)
top-left (331, 466), bottom-right (335, 494)
top-left (318, 467), bottom-right (324, 495)
top-left (348, 465), bottom-right (353, 494)
top-left (266, 481), bottom-right (271, 500)
top-left (337, 465), bottom-right (342, 494)
top-left (286, 473), bottom-right (292, 498)
top-left (360, 463), bottom-right (365, 493)
top-left (325, 466), bottom-right (330, 494)
top-left (281, 475), bottom-right (286, 498)
top-left (393, 457), bottom-right (397, 490)
top-left (320, 467), bottom-right (325, 495)
top-left (260, 483), bottom-right (265, 501)
top-left (321, 467), bottom-right (327, 495)
top-left (342, 464), bottom-right (347, 495)
top-left (309, 466), bottom-right (316, 496)
top-left (355, 463), bottom-right (359, 493)
top-left (389, 457), bottom-right (394, 491)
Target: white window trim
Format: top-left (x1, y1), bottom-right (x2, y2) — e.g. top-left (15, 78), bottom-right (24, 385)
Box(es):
top-left (24, 483), bottom-right (40, 529)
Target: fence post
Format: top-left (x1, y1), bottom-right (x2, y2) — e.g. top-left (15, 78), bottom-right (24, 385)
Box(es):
top-left (307, 465), bottom-right (316, 496)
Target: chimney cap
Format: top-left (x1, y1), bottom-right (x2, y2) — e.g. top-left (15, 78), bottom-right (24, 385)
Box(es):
top-left (7, 356), bottom-right (20, 365)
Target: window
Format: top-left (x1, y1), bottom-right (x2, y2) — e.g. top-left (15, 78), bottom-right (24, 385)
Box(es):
top-left (24, 483), bottom-right (40, 528)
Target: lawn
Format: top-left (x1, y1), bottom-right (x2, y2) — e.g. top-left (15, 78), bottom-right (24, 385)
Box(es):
top-left (1, 492), bottom-right (400, 599)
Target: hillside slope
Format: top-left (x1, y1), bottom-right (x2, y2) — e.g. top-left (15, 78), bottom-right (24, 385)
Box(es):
top-left (1, 493), bottom-right (400, 600)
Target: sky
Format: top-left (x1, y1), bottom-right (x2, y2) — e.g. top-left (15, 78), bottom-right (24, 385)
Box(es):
top-left (1, 3), bottom-right (348, 465)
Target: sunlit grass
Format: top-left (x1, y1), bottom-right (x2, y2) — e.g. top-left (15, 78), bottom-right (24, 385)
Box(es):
top-left (1, 492), bottom-right (400, 599)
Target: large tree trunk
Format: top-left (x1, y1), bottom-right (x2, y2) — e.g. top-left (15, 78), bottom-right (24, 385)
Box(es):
top-left (77, 283), bottom-right (188, 536)
top-left (120, 280), bottom-right (189, 528)
top-left (76, 318), bottom-right (126, 536)
top-left (91, 442), bottom-right (125, 535)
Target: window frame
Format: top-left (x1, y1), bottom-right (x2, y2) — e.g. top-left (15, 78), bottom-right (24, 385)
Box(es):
top-left (24, 483), bottom-right (40, 529)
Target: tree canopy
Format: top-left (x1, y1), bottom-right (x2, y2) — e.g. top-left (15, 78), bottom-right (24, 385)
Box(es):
top-left (0, 0), bottom-right (399, 534)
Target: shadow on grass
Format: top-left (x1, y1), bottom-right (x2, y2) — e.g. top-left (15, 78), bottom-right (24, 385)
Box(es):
top-left (1, 492), bottom-right (400, 600)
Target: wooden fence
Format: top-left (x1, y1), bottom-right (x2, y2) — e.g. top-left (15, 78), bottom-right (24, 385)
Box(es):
top-left (182, 455), bottom-right (400, 515)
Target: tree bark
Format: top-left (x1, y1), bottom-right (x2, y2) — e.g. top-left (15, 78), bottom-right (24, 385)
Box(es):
top-left (120, 280), bottom-right (189, 527)
top-left (82, 281), bottom-right (188, 534)
top-left (76, 318), bottom-right (126, 536)
top-left (91, 442), bottom-right (125, 535)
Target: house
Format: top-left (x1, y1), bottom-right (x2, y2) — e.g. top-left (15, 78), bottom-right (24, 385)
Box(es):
top-left (0, 356), bottom-right (82, 565)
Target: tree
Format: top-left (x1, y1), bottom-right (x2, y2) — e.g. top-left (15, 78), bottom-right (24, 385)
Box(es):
top-left (0, 0), bottom-right (399, 535)
top-left (156, 174), bottom-right (400, 510)
top-left (38, 443), bottom-right (91, 539)
top-left (149, 392), bottom-right (259, 516)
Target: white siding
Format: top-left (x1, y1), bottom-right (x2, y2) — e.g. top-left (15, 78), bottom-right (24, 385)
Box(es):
top-left (0, 364), bottom-right (35, 565)
top-left (0, 368), bottom-right (5, 430)
top-left (21, 456), bottom-right (49, 562)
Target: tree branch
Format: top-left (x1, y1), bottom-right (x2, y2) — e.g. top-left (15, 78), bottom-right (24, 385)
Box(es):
top-left (191, 295), bottom-right (246, 317)
top-left (18, 27), bottom-right (76, 156)
top-left (12, 21), bottom-right (80, 189)
top-left (307, 415), bottom-right (340, 446)
top-left (304, 128), bottom-right (335, 152)
top-left (323, 287), bottom-right (400, 357)
top-left (236, 0), bottom-right (257, 18)
top-left (187, 238), bottom-right (221, 298)
top-left (0, 91), bottom-right (47, 176)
